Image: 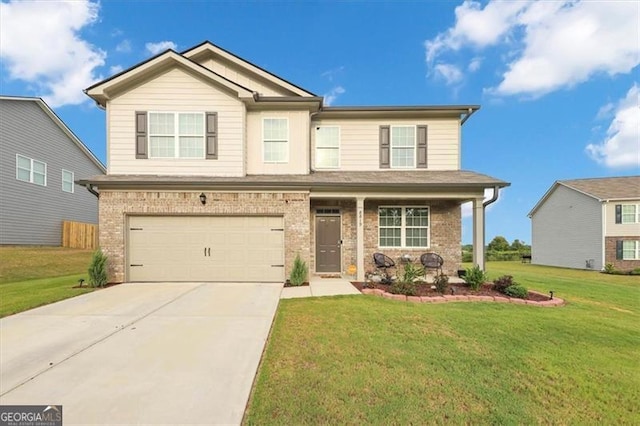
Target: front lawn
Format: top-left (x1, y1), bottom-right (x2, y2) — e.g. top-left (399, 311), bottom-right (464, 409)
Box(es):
top-left (0, 246), bottom-right (96, 317)
top-left (244, 262), bottom-right (639, 424)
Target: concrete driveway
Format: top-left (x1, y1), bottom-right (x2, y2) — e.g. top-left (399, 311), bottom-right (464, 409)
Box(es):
top-left (0, 282), bottom-right (282, 425)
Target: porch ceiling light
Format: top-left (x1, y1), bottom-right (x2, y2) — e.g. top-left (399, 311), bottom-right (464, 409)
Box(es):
top-left (199, 193), bottom-right (207, 205)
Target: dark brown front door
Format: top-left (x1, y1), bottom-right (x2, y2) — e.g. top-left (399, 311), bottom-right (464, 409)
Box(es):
top-left (316, 215), bottom-right (341, 273)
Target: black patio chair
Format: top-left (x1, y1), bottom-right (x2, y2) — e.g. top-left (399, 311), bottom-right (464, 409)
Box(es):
top-left (373, 253), bottom-right (396, 284)
top-left (420, 252), bottom-right (444, 276)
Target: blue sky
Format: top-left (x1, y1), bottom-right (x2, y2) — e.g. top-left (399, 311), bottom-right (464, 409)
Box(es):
top-left (1, 0), bottom-right (638, 244)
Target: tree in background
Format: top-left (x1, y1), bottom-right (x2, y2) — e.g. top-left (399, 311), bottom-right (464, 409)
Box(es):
top-left (488, 236), bottom-right (510, 252)
top-left (511, 239), bottom-right (526, 251)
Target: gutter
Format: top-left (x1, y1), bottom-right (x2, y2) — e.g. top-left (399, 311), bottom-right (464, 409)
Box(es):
top-left (480, 185), bottom-right (501, 270)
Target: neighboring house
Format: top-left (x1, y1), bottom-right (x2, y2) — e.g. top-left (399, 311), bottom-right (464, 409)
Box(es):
top-left (528, 176), bottom-right (640, 271)
top-left (0, 96), bottom-right (106, 246)
top-left (80, 40), bottom-right (509, 283)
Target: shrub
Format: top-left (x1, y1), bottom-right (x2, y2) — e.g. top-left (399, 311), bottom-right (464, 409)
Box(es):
top-left (433, 273), bottom-right (449, 294)
top-left (603, 263), bottom-right (616, 274)
top-left (493, 275), bottom-right (515, 293)
top-left (389, 280), bottom-right (417, 296)
top-left (463, 265), bottom-right (487, 291)
top-left (504, 285), bottom-right (528, 299)
top-left (88, 249), bottom-right (108, 288)
top-left (631, 268), bottom-right (640, 276)
top-left (289, 254), bottom-right (308, 286)
top-left (402, 262), bottom-right (425, 283)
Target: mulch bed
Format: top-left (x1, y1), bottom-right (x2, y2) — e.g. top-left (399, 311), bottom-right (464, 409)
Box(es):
top-left (351, 281), bottom-right (550, 302)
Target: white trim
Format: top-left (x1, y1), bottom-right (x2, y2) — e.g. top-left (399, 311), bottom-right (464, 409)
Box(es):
top-left (622, 240), bottom-right (640, 260)
top-left (262, 117), bottom-right (289, 163)
top-left (314, 126), bottom-right (340, 169)
top-left (62, 169), bottom-right (74, 193)
top-left (390, 125), bottom-right (417, 169)
top-left (620, 203), bottom-right (640, 224)
top-left (378, 205), bottom-right (430, 249)
top-left (147, 111), bottom-right (206, 159)
top-left (16, 154), bottom-right (47, 186)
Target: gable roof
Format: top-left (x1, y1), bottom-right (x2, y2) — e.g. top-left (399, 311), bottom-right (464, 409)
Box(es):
top-left (181, 41), bottom-right (316, 97)
top-left (528, 176), bottom-right (640, 217)
top-left (0, 95), bottom-right (105, 173)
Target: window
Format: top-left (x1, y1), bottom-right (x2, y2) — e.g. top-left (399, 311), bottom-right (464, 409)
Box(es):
top-left (62, 170), bottom-right (74, 193)
top-left (315, 126), bottom-right (339, 168)
top-left (622, 241), bottom-right (640, 260)
top-left (148, 112), bottom-right (204, 158)
top-left (16, 154), bottom-right (46, 186)
top-left (391, 126), bottom-right (416, 168)
top-left (263, 118), bottom-right (288, 163)
top-left (379, 206), bottom-right (429, 248)
top-left (621, 204), bottom-right (640, 224)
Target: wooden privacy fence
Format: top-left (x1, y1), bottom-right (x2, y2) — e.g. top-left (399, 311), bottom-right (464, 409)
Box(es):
top-left (62, 221), bottom-right (98, 250)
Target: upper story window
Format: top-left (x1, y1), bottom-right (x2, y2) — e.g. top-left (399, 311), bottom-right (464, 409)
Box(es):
top-left (62, 170), bottom-right (74, 193)
top-left (16, 154), bottom-right (46, 186)
top-left (315, 126), bottom-right (340, 169)
top-left (391, 126), bottom-right (416, 168)
top-left (621, 204), bottom-right (640, 224)
top-left (263, 118), bottom-right (288, 163)
top-left (379, 206), bottom-right (429, 248)
top-left (148, 112), bottom-right (205, 158)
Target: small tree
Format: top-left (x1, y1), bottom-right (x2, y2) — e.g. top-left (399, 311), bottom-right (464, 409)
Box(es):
top-left (488, 236), bottom-right (510, 252)
top-left (88, 249), bottom-right (109, 288)
top-left (289, 254), bottom-right (308, 286)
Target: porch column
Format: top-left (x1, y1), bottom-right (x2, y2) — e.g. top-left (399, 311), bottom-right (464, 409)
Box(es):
top-left (472, 197), bottom-right (485, 270)
top-left (356, 197), bottom-right (365, 281)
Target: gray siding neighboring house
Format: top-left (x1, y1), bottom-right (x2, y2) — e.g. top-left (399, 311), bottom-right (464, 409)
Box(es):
top-left (529, 176), bottom-right (640, 271)
top-left (0, 96), bottom-right (105, 245)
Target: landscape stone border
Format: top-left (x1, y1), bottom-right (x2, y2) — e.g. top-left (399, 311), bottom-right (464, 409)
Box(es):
top-left (361, 288), bottom-right (565, 307)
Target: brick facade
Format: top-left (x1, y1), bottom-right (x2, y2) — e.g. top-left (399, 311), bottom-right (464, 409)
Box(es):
top-left (99, 190), bottom-right (310, 282)
top-left (604, 236), bottom-right (640, 271)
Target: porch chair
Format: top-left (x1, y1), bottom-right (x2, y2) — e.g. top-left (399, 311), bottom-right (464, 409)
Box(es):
top-left (420, 252), bottom-right (444, 277)
top-left (373, 252), bottom-right (396, 283)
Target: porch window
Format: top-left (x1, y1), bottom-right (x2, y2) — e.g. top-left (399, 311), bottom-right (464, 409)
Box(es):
top-left (16, 154), bottom-right (46, 186)
top-left (148, 112), bottom-right (205, 158)
top-left (263, 118), bottom-right (288, 163)
top-left (379, 206), bottom-right (429, 248)
top-left (621, 204), bottom-right (640, 224)
top-left (315, 126), bottom-right (339, 168)
top-left (622, 240), bottom-right (640, 260)
top-left (391, 126), bottom-right (416, 168)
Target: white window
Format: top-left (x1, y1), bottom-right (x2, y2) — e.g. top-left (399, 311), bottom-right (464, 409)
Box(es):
top-left (62, 169), bottom-right (74, 193)
top-left (16, 154), bottom-right (46, 186)
top-left (622, 241), bottom-right (640, 260)
top-left (263, 118), bottom-right (288, 163)
top-left (379, 206), bottom-right (429, 248)
top-left (621, 204), bottom-right (640, 224)
top-left (391, 126), bottom-right (416, 168)
top-left (148, 112), bottom-right (204, 158)
top-left (315, 126), bottom-right (340, 168)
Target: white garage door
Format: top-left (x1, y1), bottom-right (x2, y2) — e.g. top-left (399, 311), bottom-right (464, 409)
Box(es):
top-left (127, 216), bottom-right (285, 282)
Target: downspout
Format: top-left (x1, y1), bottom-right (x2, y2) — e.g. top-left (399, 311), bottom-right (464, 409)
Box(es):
top-left (481, 186), bottom-right (501, 270)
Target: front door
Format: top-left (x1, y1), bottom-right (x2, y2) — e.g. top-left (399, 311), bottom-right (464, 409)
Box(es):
top-left (315, 215), bottom-right (341, 273)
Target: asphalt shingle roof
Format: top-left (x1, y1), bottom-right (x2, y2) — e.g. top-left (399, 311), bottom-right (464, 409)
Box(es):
top-left (560, 176), bottom-right (640, 200)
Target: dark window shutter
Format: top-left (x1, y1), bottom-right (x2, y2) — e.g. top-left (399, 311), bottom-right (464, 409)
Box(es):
top-left (417, 125), bottom-right (428, 168)
top-left (135, 111), bottom-right (148, 159)
top-left (616, 240), bottom-right (623, 260)
top-left (615, 204), bottom-right (622, 223)
top-left (379, 125), bottom-right (390, 168)
top-left (206, 112), bottom-right (218, 159)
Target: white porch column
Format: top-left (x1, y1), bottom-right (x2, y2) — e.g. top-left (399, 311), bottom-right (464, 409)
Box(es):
top-left (472, 197), bottom-right (485, 270)
top-left (356, 197), bottom-right (365, 281)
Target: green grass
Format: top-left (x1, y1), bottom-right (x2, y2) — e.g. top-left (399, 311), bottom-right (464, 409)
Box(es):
top-left (0, 246), bottom-right (96, 317)
top-left (245, 262), bottom-right (640, 425)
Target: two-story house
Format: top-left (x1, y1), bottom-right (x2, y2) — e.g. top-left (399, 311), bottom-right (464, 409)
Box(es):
top-left (80, 41), bottom-right (509, 283)
top-left (0, 96), bottom-right (105, 246)
top-left (529, 176), bottom-right (640, 271)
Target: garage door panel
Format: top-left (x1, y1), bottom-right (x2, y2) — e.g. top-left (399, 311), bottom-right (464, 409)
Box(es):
top-left (128, 216), bottom-right (284, 282)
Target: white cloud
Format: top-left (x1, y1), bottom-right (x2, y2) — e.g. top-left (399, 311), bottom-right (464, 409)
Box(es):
top-left (324, 86), bottom-right (345, 106)
top-left (468, 57), bottom-right (482, 72)
top-left (426, 0), bottom-right (640, 97)
top-left (434, 63), bottom-right (463, 85)
top-left (145, 41), bottom-right (177, 55)
top-left (461, 188), bottom-right (502, 218)
top-left (115, 40), bottom-right (132, 53)
top-left (586, 84), bottom-right (640, 169)
top-left (110, 65), bottom-right (124, 75)
top-left (0, 0), bottom-right (105, 107)
top-left (321, 66), bottom-right (345, 82)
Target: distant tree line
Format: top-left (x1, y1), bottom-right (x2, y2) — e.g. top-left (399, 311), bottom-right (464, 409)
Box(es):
top-left (462, 236), bottom-right (531, 262)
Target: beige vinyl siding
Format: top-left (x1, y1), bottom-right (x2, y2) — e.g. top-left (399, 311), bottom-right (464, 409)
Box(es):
top-left (198, 58), bottom-right (293, 97)
top-left (604, 200), bottom-right (640, 237)
top-left (246, 110), bottom-right (309, 174)
top-left (108, 67), bottom-right (245, 176)
top-left (311, 118), bottom-right (460, 171)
